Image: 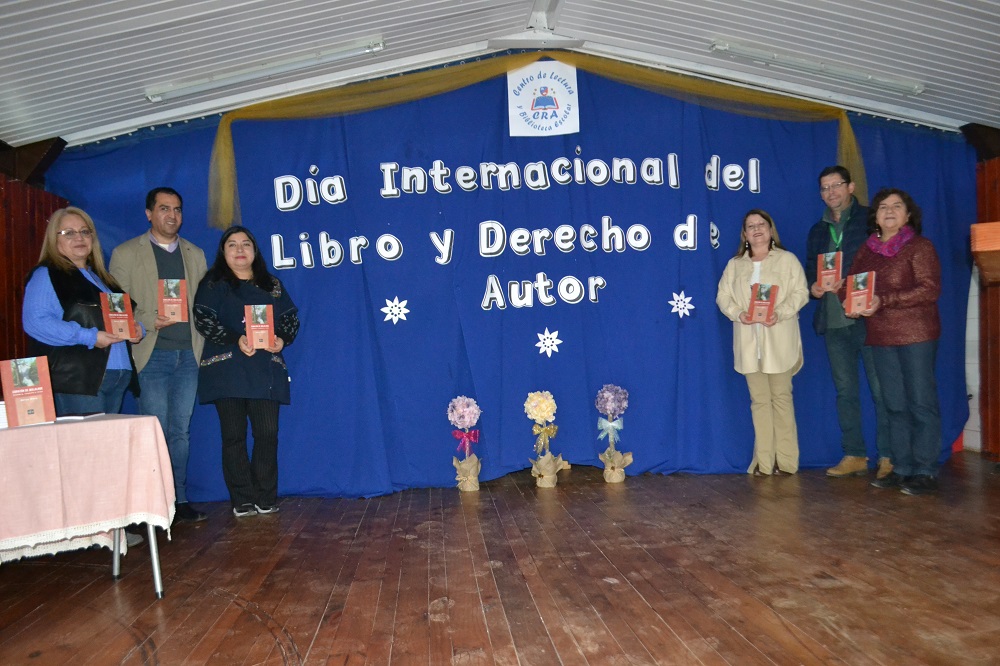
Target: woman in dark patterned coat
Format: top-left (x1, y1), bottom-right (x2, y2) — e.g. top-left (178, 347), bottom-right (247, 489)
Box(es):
top-left (194, 226), bottom-right (299, 517)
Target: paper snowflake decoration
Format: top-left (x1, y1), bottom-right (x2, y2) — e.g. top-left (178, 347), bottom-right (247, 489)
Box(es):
top-left (668, 291), bottom-right (695, 318)
top-left (381, 296), bottom-right (409, 324)
top-left (535, 327), bottom-right (562, 357)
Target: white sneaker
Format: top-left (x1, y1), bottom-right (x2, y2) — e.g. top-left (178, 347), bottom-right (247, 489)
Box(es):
top-left (233, 503), bottom-right (258, 517)
top-left (254, 503), bottom-right (279, 514)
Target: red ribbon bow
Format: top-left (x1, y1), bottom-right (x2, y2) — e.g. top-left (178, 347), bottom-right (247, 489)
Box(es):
top-left (453, 429), bottom-right (480, 457)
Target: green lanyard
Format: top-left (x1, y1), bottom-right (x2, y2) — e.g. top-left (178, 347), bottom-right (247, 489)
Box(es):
top-left (828, 224), bottom-right (843, 250)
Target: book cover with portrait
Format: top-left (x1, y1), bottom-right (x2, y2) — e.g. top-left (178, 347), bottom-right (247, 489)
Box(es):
top-left (158, 278), bottom-right (188, 323)
top-left (100, 292), bottom-right (137, 338)
top-left (845, 271), bottom-right (876, 315)
top-left (245, 304), bottom-right (275, 349)
top-left (748, 283), bottom-right (779, 324)
top-left (817, 251), bottom-right (843, 290)
top-left (1, 356), bottom-right (56, 427)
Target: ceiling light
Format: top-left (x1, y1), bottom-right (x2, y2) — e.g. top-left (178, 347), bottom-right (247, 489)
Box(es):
top-left (145, 39), bottom-right (386, 103)
top-left (709, 40), bottom-right (924, 96)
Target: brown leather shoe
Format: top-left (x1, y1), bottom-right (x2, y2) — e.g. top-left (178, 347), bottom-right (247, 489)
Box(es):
top-left (876, 457), bottom-right (894, 480)
top-left (826, 455), bottom-right (868, 477)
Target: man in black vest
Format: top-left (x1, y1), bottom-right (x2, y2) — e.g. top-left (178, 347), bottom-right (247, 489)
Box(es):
top-left (111, 188), bottom-right (209, 522)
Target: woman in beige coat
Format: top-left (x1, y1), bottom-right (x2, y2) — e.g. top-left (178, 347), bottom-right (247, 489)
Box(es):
top-left (717, 209), bottom-right (809, 475)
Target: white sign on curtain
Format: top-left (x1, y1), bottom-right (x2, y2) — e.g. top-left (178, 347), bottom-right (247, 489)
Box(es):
top-left (507, 61), bottom-right (579, 137)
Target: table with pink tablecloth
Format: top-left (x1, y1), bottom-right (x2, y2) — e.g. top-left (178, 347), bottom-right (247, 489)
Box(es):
top-left (0, 414), bottom-right (175, 596)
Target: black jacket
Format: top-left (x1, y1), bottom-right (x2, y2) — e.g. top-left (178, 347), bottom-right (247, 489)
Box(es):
top-left (26, 262), bottom-right (138, 396)
top-left (804, 198), bottom-right (871, 335)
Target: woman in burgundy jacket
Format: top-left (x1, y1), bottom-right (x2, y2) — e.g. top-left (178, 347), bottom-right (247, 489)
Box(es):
top-left (842, 188), bottom-right (942, 496)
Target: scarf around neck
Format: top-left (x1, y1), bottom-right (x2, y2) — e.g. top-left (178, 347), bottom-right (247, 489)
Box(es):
top-left (866, 225), bottom-right (915, 257)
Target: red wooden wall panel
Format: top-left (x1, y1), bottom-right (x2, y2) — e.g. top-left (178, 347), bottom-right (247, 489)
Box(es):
top-left (977, 158), bottom-right (1000, 460)
top-left (979, 159), bottom-right (1000, 223)
top-left (0, 174), bottom-right (67, 362)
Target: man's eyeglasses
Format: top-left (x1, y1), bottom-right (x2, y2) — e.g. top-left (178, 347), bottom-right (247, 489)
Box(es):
top-left (819, 182), bottom-right (848, 194)
top-left (57, 228), bottom-right (93, 239)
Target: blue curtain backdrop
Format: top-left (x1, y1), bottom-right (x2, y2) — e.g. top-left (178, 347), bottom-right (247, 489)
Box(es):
top-left (45, 69), bottom-right (975, 499)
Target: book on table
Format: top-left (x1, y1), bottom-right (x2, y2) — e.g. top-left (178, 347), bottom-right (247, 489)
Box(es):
top-left (747, 283), bottom-right (779, 324)
top-left (245, 304), bottom-right (275, 349)
top-left (1, 356), bottom-right (56, 427)
top-left (158, 278), bottom-right (188, 323)
top-left (845, 271), bottom-right (876, 315)
top-left (817, 251), bottom-right (843, 290)
top-left (100, 292), bottom-right (138, 338)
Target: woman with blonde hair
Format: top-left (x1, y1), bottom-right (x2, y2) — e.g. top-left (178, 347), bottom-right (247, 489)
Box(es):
top-left (22, 206), bottom-right (142, 415)
top-left (717, 209), bottom-right (809, 475)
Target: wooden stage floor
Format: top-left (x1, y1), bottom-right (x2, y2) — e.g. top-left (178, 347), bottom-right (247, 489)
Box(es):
top-left (2, 453), bottom-right (999, 665)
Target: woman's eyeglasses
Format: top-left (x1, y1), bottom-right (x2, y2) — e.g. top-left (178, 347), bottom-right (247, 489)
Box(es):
top-left (57, 228), bottom-right (93, 239)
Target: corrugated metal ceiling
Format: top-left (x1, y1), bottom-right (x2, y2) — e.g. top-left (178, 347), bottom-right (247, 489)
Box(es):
top-left (1, 0), bottom-right (998, 147)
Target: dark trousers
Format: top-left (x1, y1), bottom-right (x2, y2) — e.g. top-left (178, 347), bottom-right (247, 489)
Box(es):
top-left (824, 322), bottom-right (890, 459)
top-left (871, 340), bottom-right (942, 477)
top-left (214, 398), bottom-right (280, 507)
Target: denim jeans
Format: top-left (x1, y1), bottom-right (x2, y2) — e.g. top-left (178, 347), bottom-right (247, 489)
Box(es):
top-left (54, 369), bottom-right (131, 416)
top-left (824, 322), bottom-right (890, 459)
top-left (138, 349), bottom-right (199, 503)
top-left (871, 340), bottom-right (942, 477)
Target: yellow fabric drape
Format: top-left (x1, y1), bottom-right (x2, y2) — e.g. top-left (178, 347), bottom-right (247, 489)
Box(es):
top-left (208, 51), bottom-right (866, 228)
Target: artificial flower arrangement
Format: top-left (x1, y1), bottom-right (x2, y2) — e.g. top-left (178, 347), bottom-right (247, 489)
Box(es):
top-left (525, 390), bottom-right (568, 487)
top-left (595, 384), bottom-right (633, 483)
top-left (449, 396), bottom-right (482, 491)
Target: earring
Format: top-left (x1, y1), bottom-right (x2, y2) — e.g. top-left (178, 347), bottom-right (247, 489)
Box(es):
top-left (745, 240), bottom-right (750, 250)
top-left (769, 239), bottom-right (774, 248)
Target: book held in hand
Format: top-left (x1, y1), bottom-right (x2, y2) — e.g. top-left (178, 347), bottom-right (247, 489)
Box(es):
top-left (158, 278), bottom-right (188, 323)
top-left (748, 283), bottom-right (779, 323)
top-left (100, 292), bottom-right (138, 338)
top-left (245, 304), bottom-right (276, 349)
top-left (845, 271), bottom-right (876, 315)
top-left (1, 356), bottom-right (56, 427)
top-left (817, 251), bottom-right (843, 290)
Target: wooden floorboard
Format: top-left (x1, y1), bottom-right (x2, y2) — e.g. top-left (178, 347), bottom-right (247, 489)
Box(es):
top-left (459, 490), bottom-right (520, 666)
top-left (2, 453), bottom-right (1000, 665)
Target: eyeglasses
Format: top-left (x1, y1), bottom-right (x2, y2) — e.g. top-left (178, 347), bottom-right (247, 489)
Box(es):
top-left (819, 182), bottom-right (848, 194)
top-left (57, 228), bottom-right (94, 239)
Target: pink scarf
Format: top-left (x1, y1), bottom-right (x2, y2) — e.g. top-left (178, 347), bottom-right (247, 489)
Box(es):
top-left (866, 225), bottom-right (915, 257)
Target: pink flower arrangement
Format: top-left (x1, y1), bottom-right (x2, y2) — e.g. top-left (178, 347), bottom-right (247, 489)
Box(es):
top-left (448, 396), bottom-right (481, 458)
top-left (447, 396), bottom-right (482, 430)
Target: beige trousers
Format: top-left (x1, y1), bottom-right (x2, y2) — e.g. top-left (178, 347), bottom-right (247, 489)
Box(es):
top-left (744, 369), bottom-right (799, 474)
